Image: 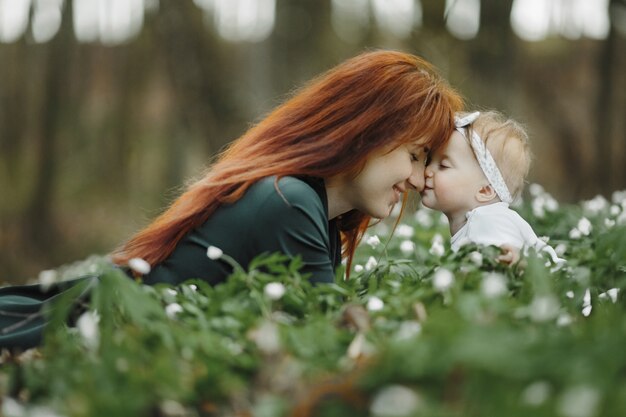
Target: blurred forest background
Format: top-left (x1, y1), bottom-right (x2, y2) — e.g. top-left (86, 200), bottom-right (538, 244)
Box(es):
top-left (1, 0), bottom-right (625, 283)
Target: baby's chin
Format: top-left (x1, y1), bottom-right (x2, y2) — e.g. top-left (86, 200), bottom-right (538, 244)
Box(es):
top-left (419, 196), bottom-right (435, 210)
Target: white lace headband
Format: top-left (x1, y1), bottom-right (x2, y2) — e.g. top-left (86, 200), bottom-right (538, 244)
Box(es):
top-left (454, 112), bottom-right (513, 204)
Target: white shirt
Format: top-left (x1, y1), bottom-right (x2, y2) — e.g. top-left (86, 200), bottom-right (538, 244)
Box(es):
top-left (451, 202), bottom-right (565, 265)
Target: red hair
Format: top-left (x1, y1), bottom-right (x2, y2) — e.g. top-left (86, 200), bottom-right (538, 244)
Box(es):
top-left (112, 50), bottom-right (463, 275)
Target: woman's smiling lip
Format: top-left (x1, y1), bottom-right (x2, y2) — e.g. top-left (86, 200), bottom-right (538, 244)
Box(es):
top-left (392, 185), bottom-right (404, 203)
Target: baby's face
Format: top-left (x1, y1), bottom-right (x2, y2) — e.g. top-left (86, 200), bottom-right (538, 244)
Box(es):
top-left (420, 131), bottom-right (488, 218)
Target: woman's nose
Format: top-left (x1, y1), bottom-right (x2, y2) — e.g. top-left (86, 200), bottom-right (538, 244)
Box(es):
top-left (407, 163), bottom-right (425, 192)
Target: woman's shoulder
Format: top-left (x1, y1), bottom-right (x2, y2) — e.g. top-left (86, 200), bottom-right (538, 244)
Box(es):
top-left (250, 176), bottom-right (325, 212)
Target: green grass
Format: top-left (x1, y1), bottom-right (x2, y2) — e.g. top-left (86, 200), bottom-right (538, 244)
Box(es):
top-left (1, 187), bottom-right (625, 417)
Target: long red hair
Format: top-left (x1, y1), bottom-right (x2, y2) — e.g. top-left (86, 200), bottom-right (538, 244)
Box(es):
top-left (112, 50), bottom-right (463, 274)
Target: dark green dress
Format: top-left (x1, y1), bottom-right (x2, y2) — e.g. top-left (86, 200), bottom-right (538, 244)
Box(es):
top-left (0, 176), bottom-right (341, 350)
top-left (144, 175), bottom-right (341, 285)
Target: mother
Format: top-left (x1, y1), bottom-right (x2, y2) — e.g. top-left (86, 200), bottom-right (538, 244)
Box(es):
top-left (112, 50), bottom-right (462, 285)
top-left (1, 50), bottom-right (462, 349)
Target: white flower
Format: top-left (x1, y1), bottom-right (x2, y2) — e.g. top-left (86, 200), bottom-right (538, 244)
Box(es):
top-left (414, 208), bottom-right (433, 227)
top-left (569, 228), bottom-right (582, 239)
top-left (225, 340), bottom-right (243, 355)
top-left (365, 234), bottom-right (381, 248)
top-left (160, 400), bottom-right (186, 417)
top-left (598, 288), bottom-right (619, 303)
top-left (557, 385), bottom-right (600, 417)
top-left (428, 239), bottom-right (446, 256)
top-left (432, 233), bottom-right (444, 244)
top-left (2, 397), bottom-right (25, 417)
top-left (531, 192), bottom-right (559, 218)
top-left (581, 288), bottom-right (592, 316)
top-left (604, 218), bottom-right (615, 228)
top-left (565, 290), bottom-right (575, 299)
top-left (128, 257), bottom-right (151, 275)
top-left (38, 269), bottom-right (58, 291)
top-left (390, 204), bottom-right (402, 217)
top-left (164, 288), bottom-right (177, 297)
top-left (481, 273), bottom-right (507, 298)
top-left (36, 406), bottom-right (63, 417)
top-left (165, 303), bottom-right (183, 318)
top-left (521, 381), bottom-right (552, 406)
top-left (206, 245), bottom-right (223, 260)
top-left (557, 313), bottom-right (573, 327)
top-left (370, 385), bottom-right (421, 417)
top-left (529, 183), bottom-right (545, 196)
top-left (5, 404), bottom-right (65, 417)
top-left (432, 268), bottom-right (454, 292)
top-left (577, 217), bottom-right (592, 236)
top-left (583, 195), bottom-right (607, 213)
top-left (189, 284), bottom-right (198, 291)
top-left (367, 296), bottom-right (384, 312)
top-left (610, 204), bottom-right (620, 216)
top-left (249, 320), bottom-right (281, 354)
top-left (544, 195), bottom-right (559, 212)
top-left (365, 256), bottom-right (378, 271)
top-left (611, 190), bottom-right (626, 205)
top-left (529, 295), bottom-right (560, 322)
top-left (555, 243), bottom-right (567, 256)
top-left (374, 222), bottom-right (389, 236)
top-left (532, 197), bottom-right (546, 218)
top-left (77, 310), bottom-right (100, 349)
top-left (399, 240), bottom-right (415, 255)
top-left (469, 251), bottom-right (483, 266)
top-left (618, 211), bottom-right (626, 226)
top-left (396, 224), bottom-right (414, 238)
top-left (395, 321), bottom-right (422, 340)
top-left (354, 264), bottom-right (364, 273)
top-left (264, 282), bottom-right (286, 300)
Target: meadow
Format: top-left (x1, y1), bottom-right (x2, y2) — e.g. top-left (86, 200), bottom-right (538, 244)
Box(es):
top-left (1, 185), bottom-right (625, 417)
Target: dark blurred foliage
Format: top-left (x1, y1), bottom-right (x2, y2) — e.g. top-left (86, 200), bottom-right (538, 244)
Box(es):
top-left (0, 0), bottom-right (624, 282)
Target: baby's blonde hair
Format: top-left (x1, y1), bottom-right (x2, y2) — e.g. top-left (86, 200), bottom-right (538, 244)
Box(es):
top-left (465, 111), bottom-right (532, 199)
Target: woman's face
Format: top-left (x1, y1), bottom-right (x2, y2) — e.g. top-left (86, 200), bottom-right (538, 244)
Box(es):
top-left (344, 143), bottom-right (428, 219)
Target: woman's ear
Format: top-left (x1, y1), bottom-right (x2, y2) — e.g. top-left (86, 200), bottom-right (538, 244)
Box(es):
top-left (476, 184), bottom-right (497, 203)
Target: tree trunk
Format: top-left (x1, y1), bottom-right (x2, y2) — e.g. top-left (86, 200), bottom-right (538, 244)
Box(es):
top-left (23, 1), bottom-right (74, 253)
top-left (595, 0), bottom-right (622, 195)
top-left (468, 0), bottom-right (516, 110)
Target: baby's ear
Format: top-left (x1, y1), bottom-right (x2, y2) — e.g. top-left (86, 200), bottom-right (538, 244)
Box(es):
top-left (476, 184), bottom-right (498, 203)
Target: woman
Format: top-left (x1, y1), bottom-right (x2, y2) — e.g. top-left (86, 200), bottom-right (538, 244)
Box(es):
top-left (1, 50), bottom-right (463, 349)
top-left (112, 49), bottom-right (463, 285)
